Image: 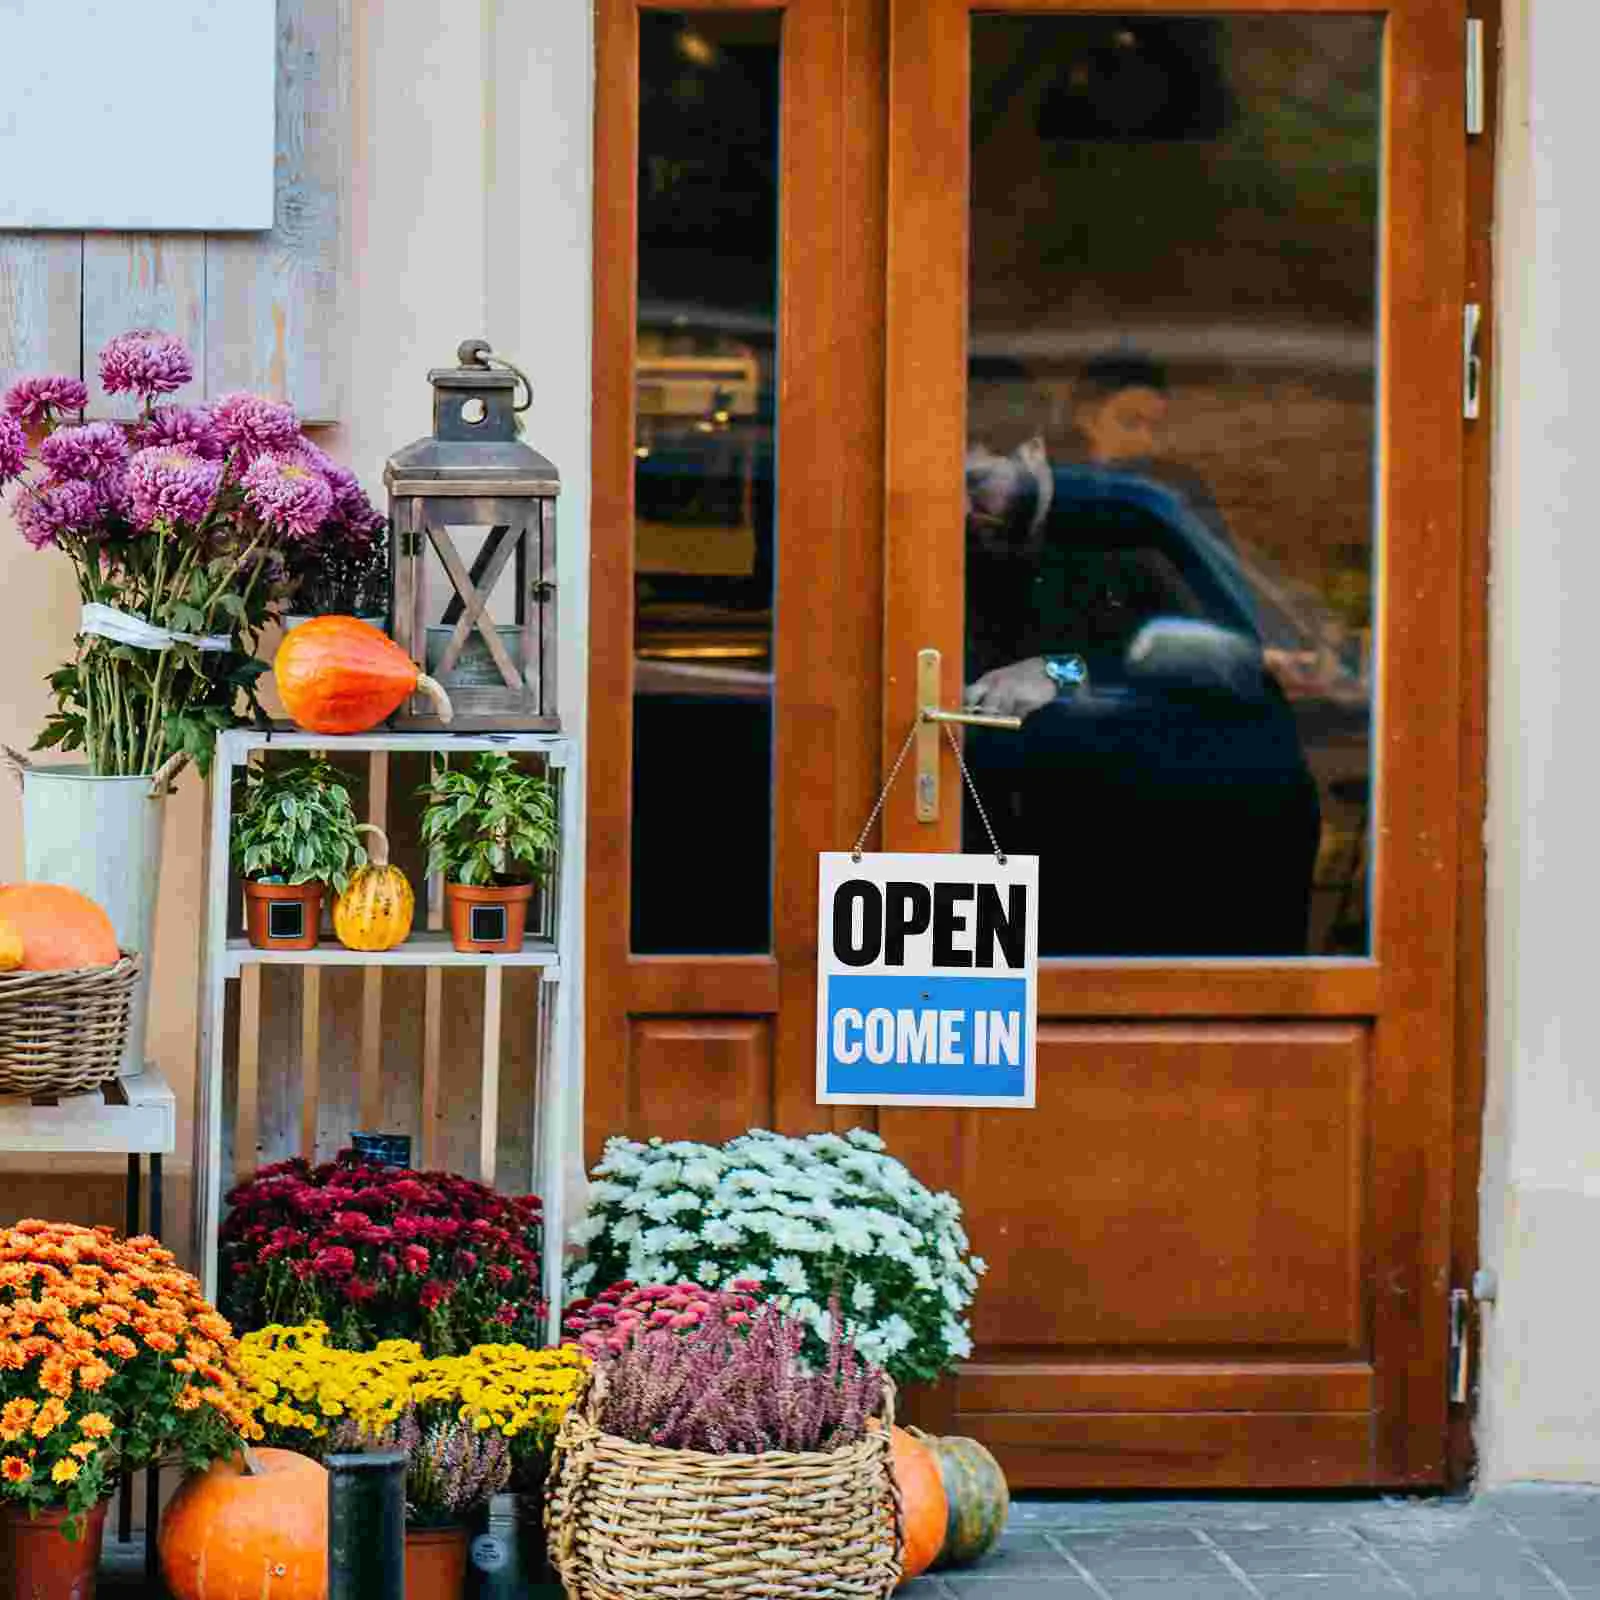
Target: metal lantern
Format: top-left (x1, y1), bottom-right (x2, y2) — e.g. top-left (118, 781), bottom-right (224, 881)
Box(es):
top-left (384, 339), bottom-right (559, 729)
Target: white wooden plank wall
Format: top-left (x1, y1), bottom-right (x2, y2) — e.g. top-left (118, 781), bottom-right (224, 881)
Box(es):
top-left (0, 0), bottom-right (346, 418)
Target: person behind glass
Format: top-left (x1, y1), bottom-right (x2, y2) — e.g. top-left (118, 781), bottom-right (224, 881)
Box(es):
top-left (965, 348), bottom-right (1232, 717)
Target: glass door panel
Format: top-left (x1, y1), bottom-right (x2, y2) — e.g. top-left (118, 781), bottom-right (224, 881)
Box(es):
top-left (962, 15), bottom-right (1380, 957)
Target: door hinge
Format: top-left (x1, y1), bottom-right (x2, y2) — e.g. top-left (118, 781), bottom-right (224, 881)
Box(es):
top-left (1466, 18), bottom-right (1485, 137)
top-left (1463, 304), bottom-right (1483, 421)
top-left (1448, 1286), bottom-right (1471, 1405)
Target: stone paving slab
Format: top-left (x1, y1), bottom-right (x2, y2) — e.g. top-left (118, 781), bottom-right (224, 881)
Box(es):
top-left (105, 1487), bottom-right (1600, 1598)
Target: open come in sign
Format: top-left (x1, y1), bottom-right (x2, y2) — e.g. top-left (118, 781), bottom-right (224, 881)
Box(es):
top-left (816, 852), bottom-right (1038, 1108)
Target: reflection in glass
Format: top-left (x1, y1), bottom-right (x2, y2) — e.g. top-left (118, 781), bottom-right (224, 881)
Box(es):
top-left (964, 16), bottom-right (1380, 957)
top-left (631, 12), bottom-right (780, 955)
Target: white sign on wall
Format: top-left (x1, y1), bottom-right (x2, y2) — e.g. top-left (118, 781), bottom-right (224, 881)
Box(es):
top-left (0, 0), bottom-right (276, 230)
top-left (816, 851), bottom-right (1039, 1109)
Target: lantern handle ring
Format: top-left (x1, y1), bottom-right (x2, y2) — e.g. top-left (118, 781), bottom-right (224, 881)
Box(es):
top-left (455, 339), bottom-right (534, 413)
top-left (490, 354), bottom-right (535, 414)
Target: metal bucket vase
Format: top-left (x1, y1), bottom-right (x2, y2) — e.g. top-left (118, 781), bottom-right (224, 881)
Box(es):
top-left (18, 760), bottom-right (180, 1080)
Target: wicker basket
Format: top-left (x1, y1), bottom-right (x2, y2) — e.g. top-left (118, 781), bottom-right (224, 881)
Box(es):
top-left (0, 955), bottom-right (141, 1099)
top-left (547, 1370), bottom-right (903, 1600)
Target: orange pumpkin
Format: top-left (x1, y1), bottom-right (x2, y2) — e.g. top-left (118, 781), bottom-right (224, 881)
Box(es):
top-left (0, 884), bottom-right (118, 970)
top-left (159, 1447), bottom-right (327, 1600)
top-left (0, 918), bottom-right (22, 971)
top-left (275, 615), bottom-right (453, 735)
top-left (891, 1424), bottom-right (948, 1584)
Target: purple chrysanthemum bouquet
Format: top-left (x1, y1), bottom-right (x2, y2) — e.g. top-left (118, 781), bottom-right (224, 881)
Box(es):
top-left (1, 332), bottom-right (385, 777)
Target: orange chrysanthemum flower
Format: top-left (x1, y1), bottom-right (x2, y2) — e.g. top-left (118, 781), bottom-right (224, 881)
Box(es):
top-left (77, 1412), bottom-right (113, 1440)
top-left (68, 1440), bottom-right (97, 1461)
top-left (0, 1398), bottom-right (36, 1442)
top-left (31, 1398), bottom-right (67, 1439)
top-left (101, 1335), bottom-right (138, 1361)
top-left (1, 1456), bottom-right (31, 1484)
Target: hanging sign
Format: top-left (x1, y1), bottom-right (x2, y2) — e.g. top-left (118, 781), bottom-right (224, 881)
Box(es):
top-left (816, 852), bottom-right (1038, 1108)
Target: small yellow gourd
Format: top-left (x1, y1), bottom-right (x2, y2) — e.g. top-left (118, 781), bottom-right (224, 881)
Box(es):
top-left (333, 826), bottom-right (414, 952)
top-left (0, 917), bottom-right (23, 972)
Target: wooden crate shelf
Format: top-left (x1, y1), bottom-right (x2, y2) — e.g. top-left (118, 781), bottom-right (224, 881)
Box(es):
top-left (194, 728), bottom-right (579, 1342)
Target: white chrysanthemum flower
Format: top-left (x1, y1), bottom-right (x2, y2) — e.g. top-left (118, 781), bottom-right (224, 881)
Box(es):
top-left (971, 1256), bottom-right (988, 1276)
top-left (629, 1254), bottom-right (669, 1285)
top-left (701, 1217), bottom-right (743, 1247)
top-left (613, 1214), bottom-right (643, 1244)
top-left (682, 1159), bottom-right (721, 1191)
top-left (879, 1314), bottom-right (915, 1355)
top-left (770, 1218), bottom-right (826, 1253)
top-left (641, 1190), bottom-right (698, 1221)
top-left (940, 1276), bottom-right (968, 1310)
top-left (851, 1280), bottom-right (877, 1313)
top-left (771, 1254), bottom-right (808, 1293)
top-left (696, 1259), bottom-right (722, 1285)
top-left (568, 1213), bottom-right (607, 1246)
top-left (638, 1159), bottom-right (683, 1191)
top-left (641, 1224), bottom-right (696, 1256)
top-left (845, 1128), bottom-right (886, 1151)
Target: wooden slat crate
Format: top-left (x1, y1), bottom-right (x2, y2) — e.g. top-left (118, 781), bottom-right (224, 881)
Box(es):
top-left (196, 729), bottom-right (577, 1334)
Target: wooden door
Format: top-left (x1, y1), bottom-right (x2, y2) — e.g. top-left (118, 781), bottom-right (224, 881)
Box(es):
top-left (588, 0), bottom-right (888, 1150)
top-left (591, 0), bottom-right (1472, 1488)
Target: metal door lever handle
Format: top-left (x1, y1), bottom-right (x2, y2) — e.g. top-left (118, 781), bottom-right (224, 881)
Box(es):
top-left (920, 705), bottom-right (1024, 731)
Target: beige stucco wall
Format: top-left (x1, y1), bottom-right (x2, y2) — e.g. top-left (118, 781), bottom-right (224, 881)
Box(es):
top-left (0, 0), bottom-right (592, 1226)
top-left (1475, 0), bottom-right (1600, 1485)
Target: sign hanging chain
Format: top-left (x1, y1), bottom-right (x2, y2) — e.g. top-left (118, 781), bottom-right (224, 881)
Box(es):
top-left (851, 720), bottom-right (1008, 865)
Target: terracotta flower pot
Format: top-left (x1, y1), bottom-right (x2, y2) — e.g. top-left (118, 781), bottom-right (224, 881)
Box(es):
top-left (243, 880), bottom-right (324, 951)
top-left (406, 1523), bottom-right (470, 1598)
top-left (444, 882), bottom-right (534, 954)
top-left (0, 1499), bottom-right (108, 1600)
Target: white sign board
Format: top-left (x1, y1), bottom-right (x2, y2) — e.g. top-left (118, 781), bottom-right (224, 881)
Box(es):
top-left (0, 0), bottom-right (276, 230)
top-left (816, 852), bottom-right (1038, 1108)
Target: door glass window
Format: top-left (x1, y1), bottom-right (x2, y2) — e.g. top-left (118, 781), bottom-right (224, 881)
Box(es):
top-left (631, 12), bottom-right (781, 955)
top-left (964, 16), bottom-right (1381, 958)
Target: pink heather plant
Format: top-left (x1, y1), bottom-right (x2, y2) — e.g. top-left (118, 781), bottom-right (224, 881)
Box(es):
top-left (39, 421), bottom-right (129, 484)
top-left (0, 414), bottom-right (24, 483)
top-left (562, 1280), bottom-right (763, 1360)
top-left (597, 1298), bottom-right (884, 1455)
top-left (98, 330), bottom-right (194, 398)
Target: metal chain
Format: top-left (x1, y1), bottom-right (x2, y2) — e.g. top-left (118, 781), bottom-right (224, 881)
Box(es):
top-left (850, 717), bottom-right (1009, 865)
top-left (851, 721), bottom-right (920, 860)
top-left (944, 723), bottom-right (1007, 864)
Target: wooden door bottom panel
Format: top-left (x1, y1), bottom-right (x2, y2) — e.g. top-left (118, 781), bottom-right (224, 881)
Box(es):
top-left (961, 1362), bottom-right (1374, 1416)
top-left (966, 1412), bottom-right (1376, 1491)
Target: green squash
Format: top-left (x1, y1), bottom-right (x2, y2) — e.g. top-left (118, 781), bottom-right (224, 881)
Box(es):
top-left (919, 1432), bottom-right (1010, 1569)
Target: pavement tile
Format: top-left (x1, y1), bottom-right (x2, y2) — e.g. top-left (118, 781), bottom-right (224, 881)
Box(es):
top-left (1223, 1548), bottom-right (1386, 1579)
top-left (1402, 1571), bottom-right (1563, 1599)
top-left (942, 1580), bottom-right (1098, 1598)
top-left (1055, 1527), bottom-right (1208, 1552)
top-left (1525, 1537), bottom-right (1600, 1587)
top-left (1065, 1543), bottom-right (1235, 1581)
top-left (1097, 1582), bottom-right (1255, 1600)
top-left (965, 1536), bottom-right (1083, 1580)
top-left (1250, 1577), bottom-right (1410, 1600)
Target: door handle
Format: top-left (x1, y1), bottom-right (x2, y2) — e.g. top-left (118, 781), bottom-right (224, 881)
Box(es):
top-left (914, 648), bottom-right (1021, 822)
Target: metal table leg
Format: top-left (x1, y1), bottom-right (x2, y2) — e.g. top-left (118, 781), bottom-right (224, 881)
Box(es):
top-left (118, 1156), bottom-right (140, 1546)
top-left (146, 1153), bottom-right (163, 1586)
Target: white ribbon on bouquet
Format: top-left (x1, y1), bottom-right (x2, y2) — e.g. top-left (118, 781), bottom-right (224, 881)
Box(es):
top-left (79, 601), bottom-right (230, 653)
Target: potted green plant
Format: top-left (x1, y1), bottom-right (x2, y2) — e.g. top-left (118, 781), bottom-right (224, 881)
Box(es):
top-left (418, 753), bottom-right (557, 953)
top-left (232, 755), bottom-right (368, 950)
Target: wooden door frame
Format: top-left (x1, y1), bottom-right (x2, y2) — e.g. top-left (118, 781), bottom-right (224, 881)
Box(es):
top-left (587, 0), bottom-right (888, 1155)
top-left (589, 0), bottom-right (1495, 1491)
